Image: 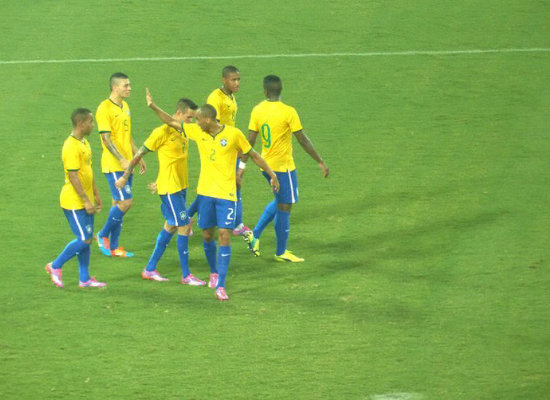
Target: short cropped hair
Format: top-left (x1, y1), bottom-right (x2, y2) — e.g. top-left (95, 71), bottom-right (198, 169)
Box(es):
top-left (176, 98), bottom-right (198, 113)
top-left (109, 72), bottom-right (129, 90)
top-left (222, 65), bottom-right (239, 77)
top-left (197, 104), bottom-right (217, 120)
top-left (263, 75), bottom-right (282, 97)
top-left (71, 108), bottom-right (92, 127)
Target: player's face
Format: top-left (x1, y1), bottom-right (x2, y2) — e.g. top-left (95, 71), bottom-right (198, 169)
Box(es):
top-left (81, 113), bottom-right (95, 136)
top-left (113, 78), bottom-right (132, 98)
top-left (223, 72), bottom-right (240, 94)
top-left (175, 109), bottom-right (196, 124)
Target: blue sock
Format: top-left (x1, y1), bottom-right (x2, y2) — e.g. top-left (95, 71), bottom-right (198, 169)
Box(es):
top-left (253, 199), bottom-right (277, 239)
top-left (110, 220), bottom-right (122, 250)
top-left (187, 197), bottom-right (200, 219)
top-left (99, 205), bottom-right (125, 243)
top-left (146, 229), bottom-right (174, 271)
top-left (216, 245), bottom-right (231, 288)
top-left (274, 210), bottom-right (290, 256)
top-left (52, 239), bottom-right (88, 269)
top-left (77, 244), bottom-right (91, 282)
top-left (177, 234), bottom-right (191, 278)
top-left (235, 189), bottom-right (243, 226)
top-left (203, 240), bottom-right (217, 274)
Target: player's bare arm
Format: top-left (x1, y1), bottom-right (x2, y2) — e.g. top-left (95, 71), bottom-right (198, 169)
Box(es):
top-left (146, 88), bottom-right (183, 132)
top-left (101, 132), bottom-right (130, 170)
top-left (67, 171), bottom-right (95, 214)
top-left (92, 180), bottom-right (102, 213)
top-left (294, 130), bottom-right (329, 178)
top-left (237, 129), bottom-right (258, 175)
top-left (248, 149), bottom-right (280, 193)
top-left (116, 146), bottom-right (150, 189)
top-left (131, 137), bottom-right (147, 174)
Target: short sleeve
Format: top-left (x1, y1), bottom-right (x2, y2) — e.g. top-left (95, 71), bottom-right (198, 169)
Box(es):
top-left (183, 123), bottom-right (201, 142)
top-left (288, 107), bottom-right (303, 133)
top-left (235, 129), bottom-right (252, 154)
top-left (206, 91), bottom-right (222, 119)
top-left (62, 141), bottom-right (81, 171)
top-left (96, 102), bottom-right (111, 133)
top-left (143, 126), bottom-right (166, 152)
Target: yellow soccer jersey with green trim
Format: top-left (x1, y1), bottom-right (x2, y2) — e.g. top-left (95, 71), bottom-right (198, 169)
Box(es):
top-left (96, 99), bottom-right (133, 173)
top-left (143, 124), bottom-right (189, 195)
top-left (248, 100), bottom-right (303, 172)
top-left (59, 135), bottom-right (95, 209)
top-left (184, 123), bottom-right (251, 201)
top-left (206, 88), bottom-right (237, 126)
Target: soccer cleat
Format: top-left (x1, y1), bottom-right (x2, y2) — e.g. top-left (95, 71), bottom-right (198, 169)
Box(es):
top-left (243, 231), bottom-right (260, 256)
top-left (142, 269), bottom-right (169, 282)
top-left (79, 277), bottom-right (107, 288)
top-left (111, 247), bottom-right (134, 258)
top-left (215, 287), bottom-right (229, 301)
top-left (97, 233), bottom-right (112, 257)
top-left (274, 250), bottom-right (305, 263)
top-left (208, 273), bottom-right (219, 288)
top-left (181, 274), bottom-right (206, 286)
top-left (232, 223), bottom-right (250, 236)
top-left (45, 262), bottom-right (64, 288)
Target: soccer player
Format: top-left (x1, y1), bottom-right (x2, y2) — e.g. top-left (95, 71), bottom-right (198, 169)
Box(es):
top-left (146, 88), bottom-right (279, 301)
top-left (187, 66), bottom-right (250, 236)
top-left (241, 75), bottom-right (329, 262)
top-left (45, 108), bottom-right (106, 288)
top-left (95, 72), bottom-right (146, 258)
top-left (115, 99), bottom-right (205, 285)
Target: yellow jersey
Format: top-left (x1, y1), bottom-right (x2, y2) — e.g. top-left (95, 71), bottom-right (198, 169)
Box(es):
top-left (206, 88), bottom-right (237, 126)
top-left (59, 135), bottom-right (95, 209)
top-left (143, 124), bottom-right (189, 195)
top-left (96, 99), bottom-right (133, 173)
top-left (183, 123), bottom-right (251, 201)
top-left (248, 100), bottom-right (303, 172)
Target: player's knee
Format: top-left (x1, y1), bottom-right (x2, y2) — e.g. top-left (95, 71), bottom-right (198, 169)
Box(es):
top-left (177, 224), bottom-right (190, 236)
top-left (278, 203), bottom-right (292, 212)
top-left (118, 199), bottom-right (133, 212)
top-left (218, 229), bottom-right (231, 246)
top-left (202, 228), bottom-right (215, 242)
top-left (164, 222), bottom-right (177, 234)
top-left (84, 238), bottom-right (93, 245)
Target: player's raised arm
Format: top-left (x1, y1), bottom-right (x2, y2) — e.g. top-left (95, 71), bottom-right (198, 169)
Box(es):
top-left (294, 130), bottom-right (329, 178)
top-left (146, 88), bottom-right (183, 132)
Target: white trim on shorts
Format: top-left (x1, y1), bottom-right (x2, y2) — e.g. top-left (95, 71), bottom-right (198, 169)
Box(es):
top-left (71, 209), bottom-right (86, 241)
top-left (167, 193), bottom-right (180, 226)
top-left (112, 172), bottom-right (125, 200)
top-left (287, 169), bottom-right (296, 204)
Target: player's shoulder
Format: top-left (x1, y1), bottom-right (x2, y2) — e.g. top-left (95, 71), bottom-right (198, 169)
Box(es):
top-left (207, 88), bottom-right (222, 101)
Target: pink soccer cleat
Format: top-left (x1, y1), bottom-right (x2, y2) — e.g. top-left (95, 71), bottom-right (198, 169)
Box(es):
top-left (232, 223), bottom-right (250, 236)
top-left (208, 273), bottom-right (219, 288)
top-left (181, 274), bottom-right (206, 286)
top-left (79, 277), bottom-right (107, 288)
top-left (142, 269), bottom-right (169, 282)
top-left (45, 262), bottom-right (64, 288)
top-left (215, 287), bottom-right (229, 301)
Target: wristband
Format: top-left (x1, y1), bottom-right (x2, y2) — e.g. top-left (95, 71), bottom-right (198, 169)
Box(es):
top-left (239, 160), bottom-right (247, 169)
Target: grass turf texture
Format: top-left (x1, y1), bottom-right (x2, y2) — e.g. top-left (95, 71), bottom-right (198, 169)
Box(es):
top-left (1, 1), bottom-right (549, 399)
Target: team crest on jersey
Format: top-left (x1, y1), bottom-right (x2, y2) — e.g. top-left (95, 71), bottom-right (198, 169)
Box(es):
top-left (124, 185), bottom-right (131, 194)
top-left (179, 210), bottom-right (187, 220)
top-left (220, 139), bottom-right (228, 147)
top-left (86, 225), bottom-right (93, 234)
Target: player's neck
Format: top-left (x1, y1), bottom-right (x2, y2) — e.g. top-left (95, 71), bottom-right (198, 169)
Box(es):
top-left (220, 86), bottom-right (233, 98)
top-left (209, 123), bottom-right (224, 136)
top-left (109, 94), bottom-right (124, 107)
top-left (266, 96), bottom-right (280, 102)
top-left (71, 131), bottom-right (86, 141)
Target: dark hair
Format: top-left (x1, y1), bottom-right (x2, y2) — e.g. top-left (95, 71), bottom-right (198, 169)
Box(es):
top-left (109, 72), bottom-right (129, 90)
top-left (263, 75), bottom-right (282, 97)
top-left (71, 108), bottom-right (92, 127)
top-left (176, 98), bottom-right (198, 113)
top-left (197, 104), bottom-right (217, 119)
top-left (222, 65), bottom-right (239, 78)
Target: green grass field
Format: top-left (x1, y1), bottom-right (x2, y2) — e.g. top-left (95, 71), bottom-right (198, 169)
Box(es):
top-left (1, 1), bottom-right (549, 399)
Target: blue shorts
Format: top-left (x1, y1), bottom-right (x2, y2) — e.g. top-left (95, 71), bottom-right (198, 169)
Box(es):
top-left (104, 171), bottom-right (133, 201)
top-left (160, 190), bottom-right (189, 226)
top-left (263, 169), bottom-right (299, 204)
top-left (197, 195), bottom-right (237, 230)
top-left (63, 208), bottom-right (94, 241)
